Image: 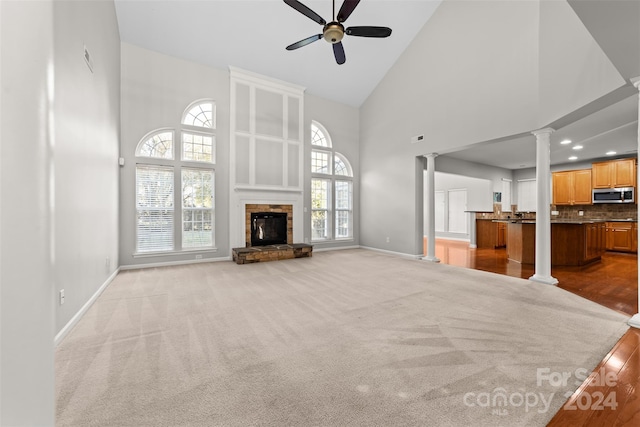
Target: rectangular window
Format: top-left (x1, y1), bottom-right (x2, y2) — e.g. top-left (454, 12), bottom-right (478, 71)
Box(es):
top-left (182, 132), bottom-right (215, 163)
top-left (311, 178), bottom-right (330, 240)
top-left (311, 150), bottom-right (331, 174)
top-left (502, 179), bottom-right (512, 212)
top-left (182, 168), bottom-right (214, 248)
top-left (136, 165), bottom-right (174, 253)
top-left (517, 179), bottom-right (537, 212)
top-left (335, 180), bottom-right (352, 238)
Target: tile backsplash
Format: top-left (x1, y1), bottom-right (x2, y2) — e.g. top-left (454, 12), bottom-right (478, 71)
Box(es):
top-left (553, 204), bottom-right (637, 220)
top-left (475, 203), bottom-right (637, 221)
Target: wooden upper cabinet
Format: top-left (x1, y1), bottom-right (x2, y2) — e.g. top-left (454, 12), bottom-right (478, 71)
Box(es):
top-left (592, 162), bottom-right (612, 188)
top-left (553, 171), bottom-right (573, 205)
top-left (592, 158), bottom-right (636, 189)
top-left (552, 169), bottom-right (592, 205)
top-left (613, 159), bottom-right (636, 187)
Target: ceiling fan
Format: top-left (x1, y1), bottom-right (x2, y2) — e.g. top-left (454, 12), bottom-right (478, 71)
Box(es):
top-left (284, 0), bottom-right (392, 65)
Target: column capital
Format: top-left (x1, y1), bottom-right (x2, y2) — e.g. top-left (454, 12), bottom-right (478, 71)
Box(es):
top-left (423, 153), bottom-right (439, 159)
top-left (531, 127), bottom-right (555, 137)
top-left (631, 76), bottom-right (640, 90)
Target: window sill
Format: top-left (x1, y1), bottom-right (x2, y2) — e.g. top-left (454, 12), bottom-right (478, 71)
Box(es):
top-left (133, 248), bottom-right (218, 258)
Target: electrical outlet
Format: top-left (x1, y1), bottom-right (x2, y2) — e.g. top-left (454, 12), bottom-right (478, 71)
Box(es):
top-left (195, 254), bottom-right (202, 260)
top-left (578, 211), bottom-right (584, 216)
top-left (551, 210), bottom-right (559, 216)
top-left (386, 237), bottom-right (390, 243)
top-left (59, 289), bottom-right (65, 305)
top-left (105, 257), bottom-right (110, 273)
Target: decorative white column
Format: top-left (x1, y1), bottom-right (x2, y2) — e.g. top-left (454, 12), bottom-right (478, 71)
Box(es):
top-left (424, 153), bottom-right (440, 262)
top-left (529, 128), bottom-right (558, 285)
top-left (628, 77), bottom-right (640, 329)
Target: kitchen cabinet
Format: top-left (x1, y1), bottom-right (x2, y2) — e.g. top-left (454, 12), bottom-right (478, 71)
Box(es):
top-left (585, 222), bottom-right (607, 260)
top-left (552, 221), bottom-right (606, 266)
top-left (476, 219), bottom-right (507, 248)
top-left (605, 222), bottom-right (637, 253)
top-left (506, 221), bottom-right (535, 264)
top-left (552, 169), bottom-right (592, 205)
top-left (505, 220), bottom-right (607, 265)
top-left (592, 158), bottom-right (636, 189)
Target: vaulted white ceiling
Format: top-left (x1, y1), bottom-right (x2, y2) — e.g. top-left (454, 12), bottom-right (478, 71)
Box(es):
top-left (114, 0), bottom-right (442, 107)
top-left (114, 0), bottom-right (639, 169)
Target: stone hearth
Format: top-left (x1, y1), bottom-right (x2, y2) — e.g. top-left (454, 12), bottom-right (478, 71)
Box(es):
top-left (232, 203), bottom-right (311, 264)
top-left (232, 244), bottom-right (312, 264)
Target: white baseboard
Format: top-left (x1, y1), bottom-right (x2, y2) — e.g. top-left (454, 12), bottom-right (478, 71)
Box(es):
top-left (313, 245), bottom-right (360, 253)
top-left (359, 245), bottom-right (423, 260)
top-left (628, 313), bottom-right (640, 329)
top-left (120, 256), bottom-right (232, 271)
top-left (55, 267), bottom-right (120, 347)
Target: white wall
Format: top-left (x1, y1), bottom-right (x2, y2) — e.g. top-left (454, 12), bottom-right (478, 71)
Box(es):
top-left (53, 0), bottom-right (121, 336)
top-left (1, 1), bottom-right (55, 424)
top-left (359, 0), bottom-right (625, 256)
top-left (426, 172), bottom-right (492, 240)
top-left (119, 43), bottom-right (230, 266)
top-left (538, 0), bottom-right (626, 125)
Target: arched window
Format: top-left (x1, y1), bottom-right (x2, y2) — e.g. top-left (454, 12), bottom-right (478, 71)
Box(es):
top-left (135, 100), bottom-right (216, 254)
top-left (136, 130), bottom-right (174, 159)
top-left (182, 101), bottom-right (215, 129)
top-left (310, 121), bottom-right (353, 241)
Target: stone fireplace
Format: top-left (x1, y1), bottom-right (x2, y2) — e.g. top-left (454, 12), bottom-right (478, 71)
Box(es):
top-left (244, 204), bottom-right (293, 247)
top-left (233, 203), bottom-right (312, 264)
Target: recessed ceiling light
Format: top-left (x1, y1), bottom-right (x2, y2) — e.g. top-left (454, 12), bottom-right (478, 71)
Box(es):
top-left (569, 156), bottom-right (578, 160)
top-left (606, 151), bottom-right (617, 155)
top-left (560, 139), bottom-right (572, 145)
top-left (572, 145), bottom-right (583, 150)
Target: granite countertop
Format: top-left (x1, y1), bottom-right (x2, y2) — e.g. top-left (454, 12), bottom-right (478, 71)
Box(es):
top-left (492, 219), bottom-right (612, 224)
top-left (488, 218), bottom-right (637, 224)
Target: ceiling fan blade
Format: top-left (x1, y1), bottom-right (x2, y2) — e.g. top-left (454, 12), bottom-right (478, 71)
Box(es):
top-left (286, 34), bottom-right (323, 50)
top-left (284, 0), bottom-right (326, 25)
top-left (337, 0), bottom-right (361, 23)
top-left (333, 42), bottom-right (346, 65)
top-left (346, 26), bottom-right (392, 38)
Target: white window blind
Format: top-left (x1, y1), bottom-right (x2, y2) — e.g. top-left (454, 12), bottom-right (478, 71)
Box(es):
top-left (335, 180), bottom-right (352, 239)
top-left (136, 165), bottom-right (174, 253)
top-left (182, 169), bottom-right (214, 248)
top-left (311, 178), bottom-right (330, 240)
top-left (501, 179), bottom-right (512, 212)
top-left (517, 179), bottom-right (537, 212)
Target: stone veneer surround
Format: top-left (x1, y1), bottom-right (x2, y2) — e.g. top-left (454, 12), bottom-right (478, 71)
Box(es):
top-left (245, 204), bottom-right (293, 247)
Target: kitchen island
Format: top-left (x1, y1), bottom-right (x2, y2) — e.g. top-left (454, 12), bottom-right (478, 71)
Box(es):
top-left (497, 219), bottom-right (607, 266)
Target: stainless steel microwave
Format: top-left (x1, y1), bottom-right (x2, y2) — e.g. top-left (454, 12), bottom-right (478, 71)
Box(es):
top-left (592, 187), bottom-right (635, 204)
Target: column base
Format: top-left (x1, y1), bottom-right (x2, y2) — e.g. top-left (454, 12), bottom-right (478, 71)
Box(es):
top-left (423, 256), bottom-right (441, 263)
top-left (529, 274), bottom-right (558, 286)
top-left (628, 314), bottom-right (640, 329)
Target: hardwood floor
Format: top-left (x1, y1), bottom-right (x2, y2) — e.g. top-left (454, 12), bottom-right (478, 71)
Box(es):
top-left (426, 238), bottom-right (640, 426)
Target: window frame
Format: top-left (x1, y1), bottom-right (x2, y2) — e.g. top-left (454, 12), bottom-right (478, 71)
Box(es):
top-left (134, 100), bottom-right (217, 256)
top-left (310, 121), bottom-right (354, 242)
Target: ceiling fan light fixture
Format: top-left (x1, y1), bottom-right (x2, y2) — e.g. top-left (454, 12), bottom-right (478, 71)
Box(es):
top-left (323, 22), bottom-right (344, 43)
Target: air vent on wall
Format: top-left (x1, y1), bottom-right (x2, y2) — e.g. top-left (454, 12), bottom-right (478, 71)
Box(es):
top-left (411, 134), bottom-right (424, 144)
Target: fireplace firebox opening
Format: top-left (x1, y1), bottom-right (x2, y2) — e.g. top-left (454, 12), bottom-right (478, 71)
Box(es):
top-left (251, 212), bottom-right (288, 246)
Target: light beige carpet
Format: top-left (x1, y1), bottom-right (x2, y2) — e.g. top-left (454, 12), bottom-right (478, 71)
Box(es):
top-left (56, 249), bottom-right (629, 426)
